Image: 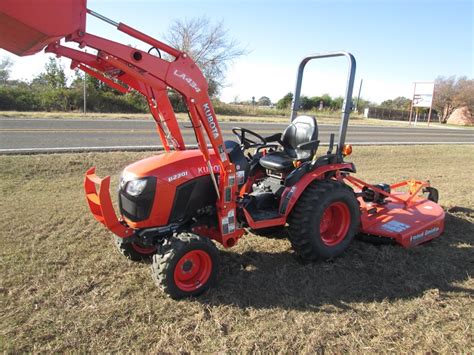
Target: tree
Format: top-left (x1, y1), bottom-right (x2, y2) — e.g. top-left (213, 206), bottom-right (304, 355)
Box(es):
top-left (354, 97), bottom-right (372, 111)
top-left (455, 77), bottom-right (474, 116)
top-left (434, 76), bottom-right (474, 122)
top-left (276, 92), bottom-right (293, 109)
top-left (258, 96), bottom-right (271, 106)
top-left (299, 95), bottom-right (316, 110)
top-left (0, 57), bottom-right (13, 84)
top-left (380, 96), bottom-right (411, 110)
top-left (330, 96), bottom-right (344, 110)
top-left (32, 57), bottom-right (67, 89)
top-left (320, 94), bottom-right (333, 108)
top-left (71, 69), bottom-right (124, 95)
top-left (164, 17), bottom-right (247, 97)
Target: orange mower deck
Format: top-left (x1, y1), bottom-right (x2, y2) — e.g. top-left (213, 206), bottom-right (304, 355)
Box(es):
top-left (346, 176), bottom-right (445, 247)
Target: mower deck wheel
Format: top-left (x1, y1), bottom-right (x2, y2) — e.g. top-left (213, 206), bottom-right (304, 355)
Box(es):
top-left (115, 236), bottom-right (158, 262)
top-left (288, 181), bottom-right (360, 261)
top-left (152, 233), bottom-right (219, 299)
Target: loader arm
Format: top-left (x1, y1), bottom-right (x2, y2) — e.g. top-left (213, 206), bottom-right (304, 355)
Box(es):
top-left (64, 23), bottom-right (241, 243)
top-left (0, 1), bottom-right (243, 245)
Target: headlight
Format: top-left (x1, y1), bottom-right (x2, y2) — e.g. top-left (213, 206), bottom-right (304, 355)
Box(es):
top-left (119, 176), bottom-right (127, 191)
top-left (125, 179), bottom-right (148, 196)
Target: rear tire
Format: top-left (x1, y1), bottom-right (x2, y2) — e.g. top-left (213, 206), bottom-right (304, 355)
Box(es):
top-left (152, 233), bottom-right (219, 299)
top-left (115, 236), bottom-right (157, 262)
top-left (288, 181), bottom-right (360, 261)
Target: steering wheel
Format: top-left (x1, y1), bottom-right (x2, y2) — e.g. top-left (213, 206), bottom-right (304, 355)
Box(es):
top-left (231, 127), bottom-right (266, 149)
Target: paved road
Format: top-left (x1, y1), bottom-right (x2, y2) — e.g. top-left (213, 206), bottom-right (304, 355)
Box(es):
top-left (1, 117), bottom-right (473, 153)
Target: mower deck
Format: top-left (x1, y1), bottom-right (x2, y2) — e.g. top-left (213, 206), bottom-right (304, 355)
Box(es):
top-left (358, 193), bottom-right (445, 247)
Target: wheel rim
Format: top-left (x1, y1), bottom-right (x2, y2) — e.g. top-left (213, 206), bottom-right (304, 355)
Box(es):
top-left (131, 243), bottom-right (157, 255)
top-left (174, 250), bottom-right (212, 292)
top-left (319, 202), bottom-right (351, 246)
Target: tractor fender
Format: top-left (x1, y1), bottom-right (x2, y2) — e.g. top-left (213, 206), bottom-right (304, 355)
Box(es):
top-left (278, 162), bottom-right (355, 217)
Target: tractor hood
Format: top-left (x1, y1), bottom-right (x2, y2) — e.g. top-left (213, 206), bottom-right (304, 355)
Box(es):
top-left (122, 150), bottom-right (221, 183)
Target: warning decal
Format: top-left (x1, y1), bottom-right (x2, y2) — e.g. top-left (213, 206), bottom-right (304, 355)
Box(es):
top-left (381, 220), bottom-right (410, 233)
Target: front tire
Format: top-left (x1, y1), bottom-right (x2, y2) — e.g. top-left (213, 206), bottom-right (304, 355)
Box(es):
top-left (288, 181), bottom-right (360, 261)
top-left (115, 236), bottom-right (157, 262)
top-left (152, 233), bottom-right (219, 299)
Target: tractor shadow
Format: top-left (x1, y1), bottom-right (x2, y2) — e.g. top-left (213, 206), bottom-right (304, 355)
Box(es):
top-left (200, 212), bottom-right (473, 310)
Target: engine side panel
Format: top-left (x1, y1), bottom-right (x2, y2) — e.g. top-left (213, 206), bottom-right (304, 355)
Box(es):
top-left (168, 175), bottom-right (218, 224)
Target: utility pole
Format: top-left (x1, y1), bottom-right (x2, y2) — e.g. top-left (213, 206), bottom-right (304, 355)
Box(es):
top-left (354, 78), bottom-right (363, 112)
top-left (83, 72), bottom-right (87, 115)
top-left (83, 49), bottom-right (87, 116)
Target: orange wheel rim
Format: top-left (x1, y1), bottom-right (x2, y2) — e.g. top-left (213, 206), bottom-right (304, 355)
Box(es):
top-left (131, 243), bottom-right (157, 255)
top-left (174, 250), bottom-right (212, 292)
top-left (319, 202), bottom-right (350, 246)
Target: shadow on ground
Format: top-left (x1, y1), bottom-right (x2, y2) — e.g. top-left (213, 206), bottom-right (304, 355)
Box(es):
top-left (199, 212), bottom-right (474, 310)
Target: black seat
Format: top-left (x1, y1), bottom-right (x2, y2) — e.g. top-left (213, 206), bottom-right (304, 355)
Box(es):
top-left (259, 115), bottom-right (318, 172)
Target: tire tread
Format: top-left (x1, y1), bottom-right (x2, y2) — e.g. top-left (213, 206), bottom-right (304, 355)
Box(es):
top-left (288, 180), bottom-right (359, 261)
top-left (152, 233), bottom-right (218, 299)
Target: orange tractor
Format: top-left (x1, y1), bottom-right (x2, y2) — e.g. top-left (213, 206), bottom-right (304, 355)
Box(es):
top-left (1, 0), bottom-right (445, 298)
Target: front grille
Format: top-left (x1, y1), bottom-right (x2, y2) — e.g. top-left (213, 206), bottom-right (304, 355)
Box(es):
top-left (119, 177), bottom-right (156, 222)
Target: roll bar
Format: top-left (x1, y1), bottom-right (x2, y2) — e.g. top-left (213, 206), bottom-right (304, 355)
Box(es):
top-left (290, 52), bottom-right (356, 155)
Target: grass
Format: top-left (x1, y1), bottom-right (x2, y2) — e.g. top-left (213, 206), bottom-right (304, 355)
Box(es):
top-left (1, 110), bottom-right (464, 129)
top-left (1, 145), bottom-right (473, 352)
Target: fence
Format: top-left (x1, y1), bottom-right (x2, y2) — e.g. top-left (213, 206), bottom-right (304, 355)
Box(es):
top-left (365, 107), bottom-right (439, 122)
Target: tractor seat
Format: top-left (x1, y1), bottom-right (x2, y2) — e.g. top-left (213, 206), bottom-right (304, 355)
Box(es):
top-left (259, 115), bottom-right (318, 172)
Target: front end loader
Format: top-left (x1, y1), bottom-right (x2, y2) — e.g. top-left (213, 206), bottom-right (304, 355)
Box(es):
top-left (0, 0), bottom-right (445, 299)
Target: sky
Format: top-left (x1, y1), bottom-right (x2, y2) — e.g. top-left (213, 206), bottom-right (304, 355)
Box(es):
top-left (1, 0), bottom-right (473, 104)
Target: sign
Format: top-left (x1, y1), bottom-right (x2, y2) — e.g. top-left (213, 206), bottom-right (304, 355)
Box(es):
top-left (412, 82), bottom-right (434, 108)
top-left (409, 81), bottom-right (435, 125)
top-left (413, 94), bottom-right (433, 108)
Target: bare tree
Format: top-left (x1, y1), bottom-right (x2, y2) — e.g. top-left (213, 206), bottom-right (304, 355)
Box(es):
top-left (434, 76), bottom-right (474, 122)
top-left (164, 17), bottom-right (247, 97)
top-left (434, 76), bottom-right (456, 122)
top-left (455, 77), bottom-right (474, 117)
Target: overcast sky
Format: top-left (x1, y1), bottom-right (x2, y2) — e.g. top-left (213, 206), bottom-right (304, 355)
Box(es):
top-left (1, 0), bottom-right (472, 104)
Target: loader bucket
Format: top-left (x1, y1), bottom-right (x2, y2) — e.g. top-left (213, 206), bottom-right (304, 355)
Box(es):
top-left (0, 0), bottom-right (87, 56)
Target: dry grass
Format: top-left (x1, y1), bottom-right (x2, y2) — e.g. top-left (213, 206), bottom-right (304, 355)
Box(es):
top-left (1, 145), bottom-right (473, 352)
top-left (1, 110), bottom-right (461, 129)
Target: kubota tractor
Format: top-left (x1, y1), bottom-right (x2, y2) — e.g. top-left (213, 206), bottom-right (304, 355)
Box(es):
top-left (1, 0), bottom-right (445, 298)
